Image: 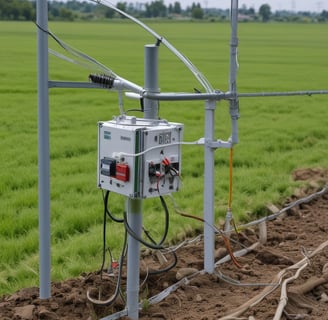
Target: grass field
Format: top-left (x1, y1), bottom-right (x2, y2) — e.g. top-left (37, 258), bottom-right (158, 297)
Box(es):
top-left (0, 20), bottom-right (327, 295)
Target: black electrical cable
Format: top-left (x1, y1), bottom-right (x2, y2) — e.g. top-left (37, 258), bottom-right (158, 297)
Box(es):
top-left (88, 229), bottom-right (128, 306)
top-left (99, 195), bottom-right (108, 277)
top-left (103, 190), bottom-right (124, 223)
top-left (99, 191), bottom-right (123, 277)
top-left (100, 191), bottom-right (176, 289)
top-left (158, 195), bottom-right (170, 245)
top-left (111, 229), bottom-right (128, 304)
top-left (88, 191), bottom-right (128, 305)
top-left (125, 108), bottom-right (144, 113)
top-left (148, 250), bottom-right (178, 275)
top-left (123, 195), bottom-right (178, 274)
top-left (123, 195), bottom-right (169, 249)
top-left (143, 227), bottom-right (158, 245)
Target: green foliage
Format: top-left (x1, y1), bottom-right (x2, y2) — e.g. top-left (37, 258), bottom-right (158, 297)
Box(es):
top-left (191, 4), bottom-right (204, 20)
top-left (0, 21), bottom-right (327, 296)
top-left (259, 4), bottom-right (271, 22)
top-left (2, 1), bottom-right (327, 23)
top-left (145, 0), bottom-right (167, 18)
top-left (0, 0), bottom-right (35, 21)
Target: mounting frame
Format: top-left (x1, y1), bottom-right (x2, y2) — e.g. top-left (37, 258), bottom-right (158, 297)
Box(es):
top-left (36, 1), bottom-right (328, 320)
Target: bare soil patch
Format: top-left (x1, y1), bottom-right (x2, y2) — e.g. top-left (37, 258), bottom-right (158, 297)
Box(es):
top-left (1, 168), bottom-right (328, 320)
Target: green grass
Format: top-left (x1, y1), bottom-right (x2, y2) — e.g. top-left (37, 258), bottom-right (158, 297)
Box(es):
top-left (0, 20), bottom-right (327, 295)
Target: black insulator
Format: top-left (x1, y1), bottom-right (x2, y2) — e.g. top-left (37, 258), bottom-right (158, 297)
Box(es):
top-left (89, 74), bottom-right (114, 88)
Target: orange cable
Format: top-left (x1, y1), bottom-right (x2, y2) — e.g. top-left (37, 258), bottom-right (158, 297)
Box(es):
top-left (222, 235), bottom-right (243, 269)
top-left (173, 207), bottom-right (242, 268)
top-left (228, 147), bottom-right (233, 210)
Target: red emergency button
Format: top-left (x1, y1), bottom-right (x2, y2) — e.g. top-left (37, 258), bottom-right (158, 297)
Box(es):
top-left (115, 163), bottom-right (130, 182)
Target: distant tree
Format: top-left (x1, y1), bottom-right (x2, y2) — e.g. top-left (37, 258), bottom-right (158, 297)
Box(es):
top-left (66, 0), bottom-right (81, 11)
top-left (192, 7), bottom-right (203, 19)
top-left (145, 0), bottom-right (167, 18)
top-left (116, 2), bottom-right (127, 13)
top-left (81, 2), bottom-right (93, 13)
top-left (191, 2), bottom-right (204, 19)
top-left (319, 10), bottom-right (328, 21)
top-left (173, 1), bottom-right (181, 14)
top-left (19, 1), bottom-right (35, 20)
top-left (239, 4), bottom-right (247, 14)
top-left (0, 0), bottom-right (35, 20)
top-left (59, 7), bottom-right (74, 21)
top-left (49, 6), bottom-right (60, 19)
top-left (259, 3), bottom-right (271, 22)
top-left (239, 4), bottom-right (255, 16)
top-left (247, 7), bottom-right (255, 15)
top-left (105, 8), bottom-right (115, 18)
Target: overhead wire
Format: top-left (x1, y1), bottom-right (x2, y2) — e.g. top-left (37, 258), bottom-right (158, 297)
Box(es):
top-left (91, 0), bottom-right (214, 93)
top-left (35, 22), bottom-right (116, 77)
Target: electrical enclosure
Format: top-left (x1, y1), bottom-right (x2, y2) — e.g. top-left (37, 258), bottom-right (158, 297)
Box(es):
top-left (97, 115), bottom-right (183, 198)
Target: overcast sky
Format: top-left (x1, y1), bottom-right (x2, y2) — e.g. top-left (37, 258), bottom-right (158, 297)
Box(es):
top-left (201, 0), bottom-right (328, 12)
top-left (111, 0), bottom-right (328, 12)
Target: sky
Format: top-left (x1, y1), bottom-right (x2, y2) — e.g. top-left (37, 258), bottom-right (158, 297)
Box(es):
top-left (200, 0), bottom-right (328, 12)
top-left (111, 0), bottom-right (328, 12)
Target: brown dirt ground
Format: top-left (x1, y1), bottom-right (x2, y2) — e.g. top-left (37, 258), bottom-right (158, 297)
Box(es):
top-left (1, 168), bottom-right (328, 320)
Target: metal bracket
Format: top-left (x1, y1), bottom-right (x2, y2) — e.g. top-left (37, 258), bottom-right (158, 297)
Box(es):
top-left (198, 138), bottom-right (232, 149)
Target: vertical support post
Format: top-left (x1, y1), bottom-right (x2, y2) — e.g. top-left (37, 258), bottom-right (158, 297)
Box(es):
top-left (203, 100), bottom-right (216, 273)
top-left (126, 199), bottom-right (142, 320)
top-left (143, 44), bottom-right (159, 119)
top-left (37, 0), bottom-right (51, 299)
top-left (126, 44), bottom-right (159, 320)
top-left (229, 0), bottom-right (240, 144)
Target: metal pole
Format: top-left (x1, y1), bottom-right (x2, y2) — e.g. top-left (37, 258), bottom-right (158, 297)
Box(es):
top-left (126, 44), bottom-right (159, 320)
top-left (143, 44), bottom-right (159, 119)
top-left (203, 100), bottom-right (216, 273)
top-left (37, 0), bottom-right (51, 299)
top-left (126, 199), bottom-right (142, 320)
top-left (204, 0), bottom-right (239, 273)
top-left (229, 0), bottom-right (240, 144)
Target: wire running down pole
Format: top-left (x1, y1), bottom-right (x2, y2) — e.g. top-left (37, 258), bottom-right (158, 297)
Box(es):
top-left (37, 0), bottom-right (51, 299)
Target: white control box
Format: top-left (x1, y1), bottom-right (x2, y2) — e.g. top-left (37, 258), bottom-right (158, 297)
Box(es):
top-left (97, 115), bottom-right (183, 198)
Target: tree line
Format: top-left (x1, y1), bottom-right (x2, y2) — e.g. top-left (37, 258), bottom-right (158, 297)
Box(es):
top-left (1, 0), bottom-right (328, 22)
